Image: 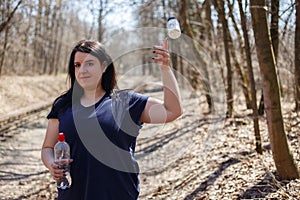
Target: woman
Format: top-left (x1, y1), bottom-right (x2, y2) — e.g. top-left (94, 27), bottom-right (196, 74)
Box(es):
top-left (41, 37), bottom-right (182, 200)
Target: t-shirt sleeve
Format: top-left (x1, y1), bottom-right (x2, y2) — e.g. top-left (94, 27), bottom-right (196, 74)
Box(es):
top-left (129, 92), bottom-right (149, 125)
top-left (47, 97), bottom-right (63, 119)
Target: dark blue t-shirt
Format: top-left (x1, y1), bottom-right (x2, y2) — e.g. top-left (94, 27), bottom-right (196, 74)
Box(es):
top-left (47, 90), bottom-right (148, 200)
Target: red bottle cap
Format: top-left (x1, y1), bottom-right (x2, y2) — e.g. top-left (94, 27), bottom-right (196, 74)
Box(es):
top-left (57, 133), bottom-right (65, 142)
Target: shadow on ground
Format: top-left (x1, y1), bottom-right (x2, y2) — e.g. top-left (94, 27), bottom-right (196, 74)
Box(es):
top-left (238, 171), bottom-right (285, 199)
top-left (183, 158), bottom-right (240, 200)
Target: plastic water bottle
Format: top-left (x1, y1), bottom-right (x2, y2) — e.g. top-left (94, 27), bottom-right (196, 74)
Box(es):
top-left (167, 17), bottom-right (181, 39)
top-left (54, 133), bottom-right (72, 190)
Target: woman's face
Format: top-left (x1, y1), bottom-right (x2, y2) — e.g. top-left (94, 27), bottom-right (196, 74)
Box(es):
top-left (74, 52), bottom-right (106, 91)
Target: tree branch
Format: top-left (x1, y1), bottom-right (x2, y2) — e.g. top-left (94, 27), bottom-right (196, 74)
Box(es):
top-left (0, 0), bottom-right (23, 33)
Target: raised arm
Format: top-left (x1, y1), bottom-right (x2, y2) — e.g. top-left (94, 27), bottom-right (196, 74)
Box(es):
top-left (140, 37), bottom-right (183, 123)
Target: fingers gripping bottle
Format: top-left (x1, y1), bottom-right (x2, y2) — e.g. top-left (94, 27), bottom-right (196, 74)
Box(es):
top-left (54, 133), bottom-right (72, 190)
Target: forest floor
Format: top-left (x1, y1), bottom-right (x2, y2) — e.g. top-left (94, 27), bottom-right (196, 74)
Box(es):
top-left (0, 75), bottom-right (299, 200)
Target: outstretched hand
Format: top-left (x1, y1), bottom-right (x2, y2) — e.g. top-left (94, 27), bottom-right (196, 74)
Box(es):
top-left (152, 37), bottom-right (170, 67)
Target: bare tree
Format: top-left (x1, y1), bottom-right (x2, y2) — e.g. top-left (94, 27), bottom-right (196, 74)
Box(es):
top-left (258, 0), bottom-right (280, 115)
top-left (98, 0), bottom-right (106, 42)
top-left (227, 0), bottom-right (252, 109)
top-left (270, 0), bottom-right (279, 60)
top-left (295, 0), bottom-right (300, 110)
top-left (238, 0), bottom-right (262, 154)
top-left (250, 0), bottom-right (300, 179)
top-left (0, 0), bottom-right (99, 75)
top-left (32, 0), bottom-right (43, 74)
top-left (180, 0), bottom-right (214, 113)
top-left (0, 20), bottom-right (10, 75)
top-left (0, 0), bottom-right (22, 33)
top-left (0, 0), bottom-right (23, 75)
top-left (212, 0), bottom-right (233, 117)
top-left (45, 0), bottom-right (63, 75)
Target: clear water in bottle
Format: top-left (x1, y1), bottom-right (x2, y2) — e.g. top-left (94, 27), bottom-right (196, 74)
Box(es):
top-left (54, 133), bottom-right (72, 190)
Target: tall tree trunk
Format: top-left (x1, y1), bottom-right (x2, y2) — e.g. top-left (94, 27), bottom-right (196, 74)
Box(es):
top-left (250, 0), bottom-right (300, 180)
top-left (180, 0), bottom-right (213, 112)
top-left (270, 0), bottom-right (283, 96)
top-left (42, 1), bottom-right (51, 74)
top-left (227, 29), bottom-right (251, 110)
top-left (49, 3), bottom-right (58, 75)
top-left (49, 0), bottom-right (63, 75)
top-left (22, 9), bottom-right (31, 72)
top-left (0, 24), bottom-right (10, 75)
top-left (33, 0), bottom-right (43, 74)
top-left (238, 0), bottom-right (262, 154)
top-left (54, 0), bottom-right (64, 76)
top-left (0, 0), bottom-right (13, 75)
top-left (213, 0), bottom-right (233, 117)
top-left (259, 0), bottom-right (281, 113)
top-left (98, 0), bottom-right (106, 42)
top-left (227, 0), bottom-right (252, 109)
top-left (270, 0), bottom-right (279, 60)
top-left (0, 0), bottom-right (22, 33)
top-left (295, 0), bottom-right (300, 111)
top-left (203, 0), bottom-right (213, 48)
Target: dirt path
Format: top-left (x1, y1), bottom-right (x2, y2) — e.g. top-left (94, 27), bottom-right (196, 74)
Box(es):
top-left (0, 87), bottom-right (195, 199)
top-left (0, 113), bottom-right (57, 199)
top-left (1, 96), bottom-right (299, 200)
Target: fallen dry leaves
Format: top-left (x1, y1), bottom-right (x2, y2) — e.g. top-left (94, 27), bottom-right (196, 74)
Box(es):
top-left (0, 75), bottom-right (299, 199)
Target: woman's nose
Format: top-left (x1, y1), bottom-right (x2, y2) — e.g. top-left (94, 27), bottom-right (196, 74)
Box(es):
top-left (78, 65), bottom-right (87, 73)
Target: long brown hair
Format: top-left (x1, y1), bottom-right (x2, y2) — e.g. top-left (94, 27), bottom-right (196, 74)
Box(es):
top-left (53, 40), bottom-right (117, 109)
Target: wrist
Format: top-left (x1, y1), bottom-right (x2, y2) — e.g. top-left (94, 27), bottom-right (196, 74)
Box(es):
top-left (160, 65), bottom-right (172, 71)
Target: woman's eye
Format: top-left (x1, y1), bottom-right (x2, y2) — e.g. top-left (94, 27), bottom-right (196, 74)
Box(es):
top-left (74, 63), bottom-right (80, 68)
top-left (87, 62), bottom-right (94, 66)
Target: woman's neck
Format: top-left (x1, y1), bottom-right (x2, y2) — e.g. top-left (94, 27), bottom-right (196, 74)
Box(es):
top-left (81, 88), bottom-right (106, 107)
